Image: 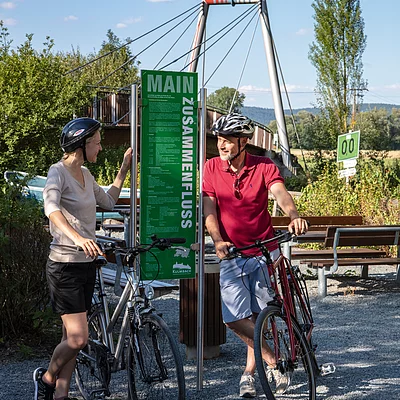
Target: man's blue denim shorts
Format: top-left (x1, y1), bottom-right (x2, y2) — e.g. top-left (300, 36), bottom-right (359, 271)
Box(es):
top-left (219, 249), bottom-right (279, 323)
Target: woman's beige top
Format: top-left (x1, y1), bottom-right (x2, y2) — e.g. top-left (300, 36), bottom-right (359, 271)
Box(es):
top-left (44, 161), bottom-right (116, 263)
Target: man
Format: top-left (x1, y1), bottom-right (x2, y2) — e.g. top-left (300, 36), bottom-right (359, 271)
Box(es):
top-left (203, 113), bottom-right (308, 398)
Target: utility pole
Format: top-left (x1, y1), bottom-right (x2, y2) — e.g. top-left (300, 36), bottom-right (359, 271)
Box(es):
top-left (350, 87), bottom-right (368, 130)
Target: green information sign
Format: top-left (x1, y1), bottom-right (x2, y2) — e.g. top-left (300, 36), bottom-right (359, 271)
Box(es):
top-left (337, 131), bottom-right (360, 162)
top-left (140, 70), bottom-right (198, 280)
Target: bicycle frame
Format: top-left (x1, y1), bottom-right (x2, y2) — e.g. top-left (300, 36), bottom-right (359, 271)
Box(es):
top-left (256, 241), bottom-right (315, 363)
top-left (93, 248), bottom-right (143, 373)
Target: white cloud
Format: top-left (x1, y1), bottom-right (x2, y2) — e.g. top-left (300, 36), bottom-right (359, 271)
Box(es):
top-left (240, 85), bottom-right (271, 93)
top-left (384, 84), bottom-right (400, 90)
top-left (295, 28), bottom-right (311, 36)
top-left (64, 15), bottom-right (78, 22)
top-left (240, 84), bottom-right (314, 93)
top-left (2, 17), bottom-right (16, 26)
top-left (116, 16), bottom-right (142, 29)
top-left (0, 2), bottom-right (16, 10)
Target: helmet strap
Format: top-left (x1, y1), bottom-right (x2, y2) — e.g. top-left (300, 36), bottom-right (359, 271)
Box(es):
top-left (81, 142), bottom-right (88, 162)
top-left (229, 138), bottom-right (245, 162)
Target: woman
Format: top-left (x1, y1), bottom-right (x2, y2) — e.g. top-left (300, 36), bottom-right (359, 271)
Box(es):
top-left (33, 117), bottom-right (132, 400)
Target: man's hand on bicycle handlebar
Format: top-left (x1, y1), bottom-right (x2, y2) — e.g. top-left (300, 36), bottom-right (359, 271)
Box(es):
top-left (214, 239), bottom-right (234, 260)
top-left (288, 217), bottom-right (309, 236)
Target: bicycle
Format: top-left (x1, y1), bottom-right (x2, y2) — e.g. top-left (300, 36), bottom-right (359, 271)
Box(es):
top-left (228, 230), bottom-right (327, 400)
top-left (74, 234), bottom-right (186, 400)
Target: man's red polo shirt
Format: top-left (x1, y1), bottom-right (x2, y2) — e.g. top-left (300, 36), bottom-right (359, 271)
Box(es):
top-left (203, 152), bottom-right (284, 255)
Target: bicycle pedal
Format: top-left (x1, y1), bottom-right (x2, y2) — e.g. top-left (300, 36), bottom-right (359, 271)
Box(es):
top-left (320, 362), bottom-right (336, 376)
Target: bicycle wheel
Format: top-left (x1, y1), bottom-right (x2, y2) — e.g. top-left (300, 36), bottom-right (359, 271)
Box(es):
top-left (254, 305), bottom-right (316, 400)
top-left (75, 303), bottom-right (111, 400)
top-left (289, 266), bottom-right (320, 375)
top-left (127, 312), bottom-right (185, 399)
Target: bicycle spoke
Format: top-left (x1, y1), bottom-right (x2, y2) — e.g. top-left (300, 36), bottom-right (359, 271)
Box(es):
top-left (75, 306), bottom-right (111, 400)
top-left (254, 305), bottom-right (316, 400)
top-left (127, 313), bottom-right (185, 399)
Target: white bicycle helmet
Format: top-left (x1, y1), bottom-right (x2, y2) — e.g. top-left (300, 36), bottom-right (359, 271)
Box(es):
top-left (211, 113), bottom-right (254, 139)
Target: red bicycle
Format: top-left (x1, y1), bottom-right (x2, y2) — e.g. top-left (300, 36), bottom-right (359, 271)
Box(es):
top-left (229, 230), bottom-right (323, 399)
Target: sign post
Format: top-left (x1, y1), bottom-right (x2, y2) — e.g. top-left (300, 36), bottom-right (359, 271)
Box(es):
top-left (140, 70), bottom-right (198, 280)
top-left (337, 130), bottom-right (360, 179)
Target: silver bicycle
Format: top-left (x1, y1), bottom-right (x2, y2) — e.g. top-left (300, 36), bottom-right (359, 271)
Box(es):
top-left (74, 235), bottom-right (186, 400)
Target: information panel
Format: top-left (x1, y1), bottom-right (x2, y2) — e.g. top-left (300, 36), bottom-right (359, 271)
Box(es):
top-left (337, 131), bottom-right (360, 162)
top-left (140, 70), bottom-right (198, 280)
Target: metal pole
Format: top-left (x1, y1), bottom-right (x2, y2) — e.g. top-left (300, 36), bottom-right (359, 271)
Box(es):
top-left (259, 0), bottom-right (292, 170)
top-left (196, 87), bottom-right (207, 391)
top-left (129, 84), bottom-right (139, 248)
top-left (188, 1), bottom-right (209, 72)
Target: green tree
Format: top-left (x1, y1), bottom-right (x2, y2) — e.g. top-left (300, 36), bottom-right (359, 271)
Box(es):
top-left (207, 86), bottom-right (245, 113)
top-left (0, 22), bottom-right (92, 176)
top-left (64, 29), bottom-right (140, 89)
top-left (309, 0), bottom-right (367, 139)
top-left (269, 111), bottom-right (335, 150)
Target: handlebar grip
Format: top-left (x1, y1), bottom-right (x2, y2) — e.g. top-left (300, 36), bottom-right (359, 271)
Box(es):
top-left (168, 238), bottom-right (186, 244)
top-left (228, 246), bottom-right (237, 255)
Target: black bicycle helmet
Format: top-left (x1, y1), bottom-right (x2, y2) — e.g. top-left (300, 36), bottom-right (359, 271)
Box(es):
top-left (60, 117), bottom-right (101, 153)
top-left (211, 113), bottom-right (254, 139)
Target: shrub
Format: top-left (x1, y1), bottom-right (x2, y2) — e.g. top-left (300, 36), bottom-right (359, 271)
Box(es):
top-left (0, 178), bottom-right (51, 340)
top-left (296, 154), bottom-right (400, 224)
top-left (87, 145), bottom-right (133, 186)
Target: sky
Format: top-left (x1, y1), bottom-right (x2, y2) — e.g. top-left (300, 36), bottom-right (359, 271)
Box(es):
top-left (1, 0), bottom-right (399, 110)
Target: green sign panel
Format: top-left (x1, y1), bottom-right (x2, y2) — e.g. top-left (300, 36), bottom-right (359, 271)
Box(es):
top-left (337, 131), bottom-right (360, 162)
top-left (140, 70), bottom-right (198, 280)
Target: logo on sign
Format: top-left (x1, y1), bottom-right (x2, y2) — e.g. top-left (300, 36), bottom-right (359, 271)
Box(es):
top-left (172, 262), bottom-right (192, 275)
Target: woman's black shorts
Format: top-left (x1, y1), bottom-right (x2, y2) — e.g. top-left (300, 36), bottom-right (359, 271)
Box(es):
top-left (46, 259), bottom-right (96, 315)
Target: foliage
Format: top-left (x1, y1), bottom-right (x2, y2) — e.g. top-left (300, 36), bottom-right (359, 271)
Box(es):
top-left (0, 177), bottom-right (52, 340)
top-left (207, 86), bottom-right (245, 113)
top-left (0, 22), bottom-right (93, 177)
top-left (63, 29), bottom-right (140, 90)
top-left (355, 108), bottom-right (400, 150)
top-left (309, 0), bottom-right (367, 137)
top-left (296, 153), bottom-right (400, 226)
top-left (87, 145), bottom-right (132, 187)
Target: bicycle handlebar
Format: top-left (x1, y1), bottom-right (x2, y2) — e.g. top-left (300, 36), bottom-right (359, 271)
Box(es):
top-left (99, 234), bottom-right (186, 255)
top-left (228, 230), bottom-right (295, 256)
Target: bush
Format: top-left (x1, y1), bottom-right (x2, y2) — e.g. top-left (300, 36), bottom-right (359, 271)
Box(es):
top-left (87, 145), bottom-right (133, 186)
top-left (296, 154), bottom-right (400, 225)
top-left (0, 178), bottom-right (51, 340)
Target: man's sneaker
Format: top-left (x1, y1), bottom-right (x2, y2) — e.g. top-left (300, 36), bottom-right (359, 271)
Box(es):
top-left (33, 367), bottom-right (55, 400)
top-left (267, 367), bottom-right (291, 394)
top-left (239, 373), bottom-right (256, 398)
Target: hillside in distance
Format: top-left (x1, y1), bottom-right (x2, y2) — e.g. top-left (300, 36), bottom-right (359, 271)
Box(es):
top-left (241, 103), bottom-right (400, 126)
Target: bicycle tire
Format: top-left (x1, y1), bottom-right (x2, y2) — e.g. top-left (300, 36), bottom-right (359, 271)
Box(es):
top-left (254, 305), bottom-right (316, 400)
top-left (75, 302), bottom-right (111, 400)
top-left (289, 267), bottom-right (320, 376)
top-left (127, 312), bottom-right (186, 399)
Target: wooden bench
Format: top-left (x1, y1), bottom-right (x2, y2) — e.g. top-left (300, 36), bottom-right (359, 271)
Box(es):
top-left (272, 215), bottom-right (379, 266)
top-left (271, 215), bottom-right (363, 231)
top-left (298, 225), bottom-right (400, 297)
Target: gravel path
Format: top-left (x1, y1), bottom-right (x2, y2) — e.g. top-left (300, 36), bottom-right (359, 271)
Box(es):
top-left (1, 265), bottom-right (400, 399)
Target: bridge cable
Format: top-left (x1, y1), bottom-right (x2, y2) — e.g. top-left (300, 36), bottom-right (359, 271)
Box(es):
top-left (65, 2), bottom-right (201, 75)
top-left (271, 35), bottom-right (309, 174)
top-left (180, 4), bottom-right (257, 72)
top-left (158, 3), bottom-right (257, 71)
top-left (153, 13), bottom-right (200, 70)
top-left (203, 7), bottom-right (258, 90)
top-left (90, 6), bottom-right (200, 105)
top-left (229, 15), bottom-right (259, 113)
